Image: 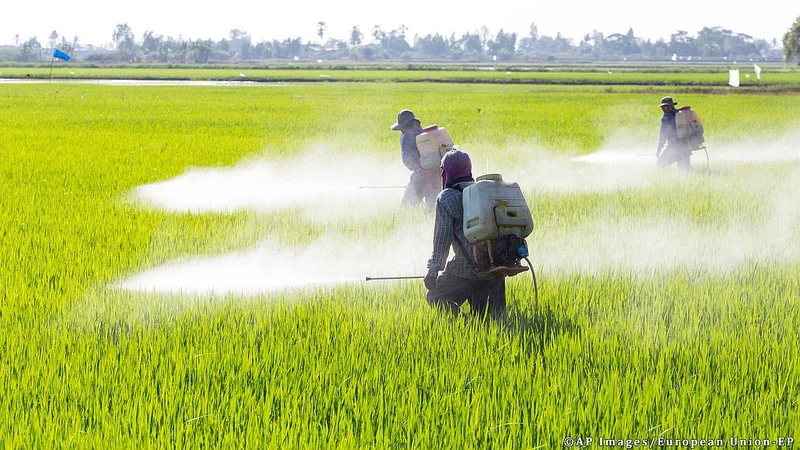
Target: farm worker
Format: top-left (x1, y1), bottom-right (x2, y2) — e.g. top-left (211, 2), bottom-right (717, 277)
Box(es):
top-left (391, 109), bottom-right (442, 212)
top-left (424, 149), bottom-right (506, 317)
top-left (656, 96), bottom-right (691, 172)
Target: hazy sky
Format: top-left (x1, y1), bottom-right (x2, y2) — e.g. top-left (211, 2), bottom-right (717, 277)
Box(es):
top-left (1, 0), bottom-right (795, 48)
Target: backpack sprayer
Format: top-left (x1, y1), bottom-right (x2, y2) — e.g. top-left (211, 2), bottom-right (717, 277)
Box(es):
top-left (676, 106), bottom-right (709, 169)
top-left (359, 124), bottom-right (453, 190)
top-left (640, 105), bottom-right (709, 169)
top-left (365, 173), bottom-right (539, 305)
top-left (462, 174), bottom-right (538, 303)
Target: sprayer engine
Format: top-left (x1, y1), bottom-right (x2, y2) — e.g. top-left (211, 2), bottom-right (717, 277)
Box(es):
top-left (471, 234), bottom-right (530, 278)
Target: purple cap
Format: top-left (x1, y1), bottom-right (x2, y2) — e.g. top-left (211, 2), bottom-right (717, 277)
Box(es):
top-left (441, 149), bottom-right (472, 189)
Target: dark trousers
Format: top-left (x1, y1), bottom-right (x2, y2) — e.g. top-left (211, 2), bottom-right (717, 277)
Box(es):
top-left (426, 272), bottom-right (506, 317)
top-left (402, 169), bottom-right (441, 213)
top-left (657, 146), bottom-right (691, 171)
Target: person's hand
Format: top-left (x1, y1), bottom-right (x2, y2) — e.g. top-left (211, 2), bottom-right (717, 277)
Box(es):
top-left (656, 147), bottom-right (662, 158)
top-left (424, 270), bottom-right (438, 291)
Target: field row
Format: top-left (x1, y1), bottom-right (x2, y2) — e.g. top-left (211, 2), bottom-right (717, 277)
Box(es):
top-left (2, 66), bottom-right (800, 86)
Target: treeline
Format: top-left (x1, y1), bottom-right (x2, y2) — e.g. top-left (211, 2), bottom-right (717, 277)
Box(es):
top-left (0, 22), bottom-right (783, 64)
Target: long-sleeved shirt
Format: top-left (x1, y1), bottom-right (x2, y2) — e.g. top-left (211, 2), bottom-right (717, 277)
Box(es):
top-left (427, 185), bottom-right (478, 279)
top-left (400, 129), bottom-right (423, 171)
top-left (658, 108), bottom-right (682, 150)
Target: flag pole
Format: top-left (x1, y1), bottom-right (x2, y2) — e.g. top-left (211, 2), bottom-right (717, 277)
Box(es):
top-left (49, 52), bottom-right (55, 84)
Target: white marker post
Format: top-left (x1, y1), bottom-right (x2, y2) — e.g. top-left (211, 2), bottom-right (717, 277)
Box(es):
top-left (729, 69), bottom-right (740, 87)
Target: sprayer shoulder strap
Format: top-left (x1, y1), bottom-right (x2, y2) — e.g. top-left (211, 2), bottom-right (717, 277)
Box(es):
top-left (452, 230), bottom-right (478, 272)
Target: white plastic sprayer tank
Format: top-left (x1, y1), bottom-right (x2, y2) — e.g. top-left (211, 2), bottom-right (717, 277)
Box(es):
top-left (416, 125), bottom-right (454, 169)
top-left (462, 174), bottom-right (533, 243)
top-left (675, 106), bottom-right (704, 147)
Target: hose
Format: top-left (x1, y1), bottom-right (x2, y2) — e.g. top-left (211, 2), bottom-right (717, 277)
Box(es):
top-left (523, 257), bottom-right (538, 308)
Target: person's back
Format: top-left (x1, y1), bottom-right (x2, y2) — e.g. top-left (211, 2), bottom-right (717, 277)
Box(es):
top-left (400, 125), bottom-right (423, 171)
top-left (425, 150), bottom-right (506, 317)
top-left (428, 185), bottom-right (479, 281)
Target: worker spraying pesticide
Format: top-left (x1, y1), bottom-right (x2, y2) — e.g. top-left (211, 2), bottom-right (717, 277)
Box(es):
top-left (656, 96), bottom-right (707, 171)
top-left (391, 109), bottom-right (451, 212)
top-left (424, 149), bottom-right (535, 317)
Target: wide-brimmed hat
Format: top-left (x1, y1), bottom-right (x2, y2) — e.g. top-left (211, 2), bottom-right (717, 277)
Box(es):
top-left (391, 109), bottom-right (416, 131)
top-left (659, 96), bottom-right (677, 107)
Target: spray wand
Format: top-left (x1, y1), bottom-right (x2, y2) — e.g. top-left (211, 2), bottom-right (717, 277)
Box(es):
top-left (365, 276), bottom-right (424, 281)
top-left (358, 186), bottom-right (406, 189)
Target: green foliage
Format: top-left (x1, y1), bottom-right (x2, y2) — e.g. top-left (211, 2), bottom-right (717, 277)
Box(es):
top-left (2, 82), bottom-right (800, 446)
top-left (784, 15), bottom-right (800, 62)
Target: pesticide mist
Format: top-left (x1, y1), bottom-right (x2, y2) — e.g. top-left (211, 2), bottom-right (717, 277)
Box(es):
top-left (119, 139), bottom-right (800, 296)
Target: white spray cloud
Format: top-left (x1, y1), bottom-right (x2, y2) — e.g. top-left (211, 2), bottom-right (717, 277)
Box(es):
top-left (571, 131), bottom-right (800, 166)
top-left (117, 220), bottom-right (433, 295)
top-left (131, 151), bottom-right (411, 222)
top-left (534, 168), bottom-right (800, 274)
top-left (119, 139), bottom-right (800, 297)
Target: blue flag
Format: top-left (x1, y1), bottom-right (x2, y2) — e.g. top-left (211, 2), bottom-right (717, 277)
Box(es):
top-left (53, 48), bottom-right (71, 61)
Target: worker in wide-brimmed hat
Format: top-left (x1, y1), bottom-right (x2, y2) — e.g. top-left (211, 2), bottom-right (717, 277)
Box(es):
top-left (424, 149), bottom-right (506, 317)
top-left (391, 109), bottom-right (441, 212)
top-left (656, 96), bottom-right (691, 171)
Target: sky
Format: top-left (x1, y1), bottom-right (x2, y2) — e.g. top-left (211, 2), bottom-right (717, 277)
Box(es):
top-left (1, 0), bottom-right (795, 48)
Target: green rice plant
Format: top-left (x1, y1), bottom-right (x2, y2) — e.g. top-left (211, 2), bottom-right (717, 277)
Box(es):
top-left (1, 82), bottom-right (799, 446)
top-left (1, 66), bottom-right (799, 86)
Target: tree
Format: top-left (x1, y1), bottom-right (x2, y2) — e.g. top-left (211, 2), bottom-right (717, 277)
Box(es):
top-left (668, 30), bottom-right (699, 57)
top-left (112, 23), bottom-right (136, 60)
top-left (416, 33), bottom-right (448, 57)
top-left (240, 36), bottom-right (253, 60)
top-left (142, 30), bottom-right (159, 53)
top-left (480, 26), bottom-right (490, 54)
top-left (190, 39), bottom-right (213, 63)
top-left (317, 21), bottom-right (326, 43)
top-left (518, 23), bottom-right (538, 53)
top-left (783, 15), bottom-right (800, 62)
top-left (49, 30), bottom-right (59, 49)
top-left (59, 36), bottom-right (73, 55)
top-left (216, 39), bottom-right (230, 53)
top-left (487, 29), bottom-right (517, 59)
top-left (459, 32), bottom-right (482, 56)
top-left (372, 25), bottom-right (385, 44)
top-left (21, 37), bottom-right (41, 62)
top-left (157, 36), bottom-right (170, 63)
top-left (349, 26), bottom-right (362, 46)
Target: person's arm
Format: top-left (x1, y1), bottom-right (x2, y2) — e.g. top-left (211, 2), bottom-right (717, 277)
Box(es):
top-left (657, 116), bottom-right (670, 156)
top-left (401, 133), bottom-right (423, 171)
top-left (427, 194), bottom-right (454, 273)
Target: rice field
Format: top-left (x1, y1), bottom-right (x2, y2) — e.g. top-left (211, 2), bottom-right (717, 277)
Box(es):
top-left (1, 79), bottom-right (800, 446)
top-left (2, 65), bottom-right (800, 86)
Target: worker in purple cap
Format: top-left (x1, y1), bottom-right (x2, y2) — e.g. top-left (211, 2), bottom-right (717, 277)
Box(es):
top-left (424, 149), bottom-right (506, 317)
top-left (391, 109), bottom-right (441, 212)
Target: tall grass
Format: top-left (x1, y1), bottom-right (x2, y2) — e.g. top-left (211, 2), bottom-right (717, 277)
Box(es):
top-left (1, 82), bottom-right (799, 446)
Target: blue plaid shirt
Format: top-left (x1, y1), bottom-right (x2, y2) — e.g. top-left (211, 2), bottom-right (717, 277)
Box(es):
top-left (427, 185), bottom-right (478, 279)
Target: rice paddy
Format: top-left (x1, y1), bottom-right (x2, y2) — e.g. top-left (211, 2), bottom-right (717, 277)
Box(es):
top-left (1, 75), bottom-right (799, 446)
